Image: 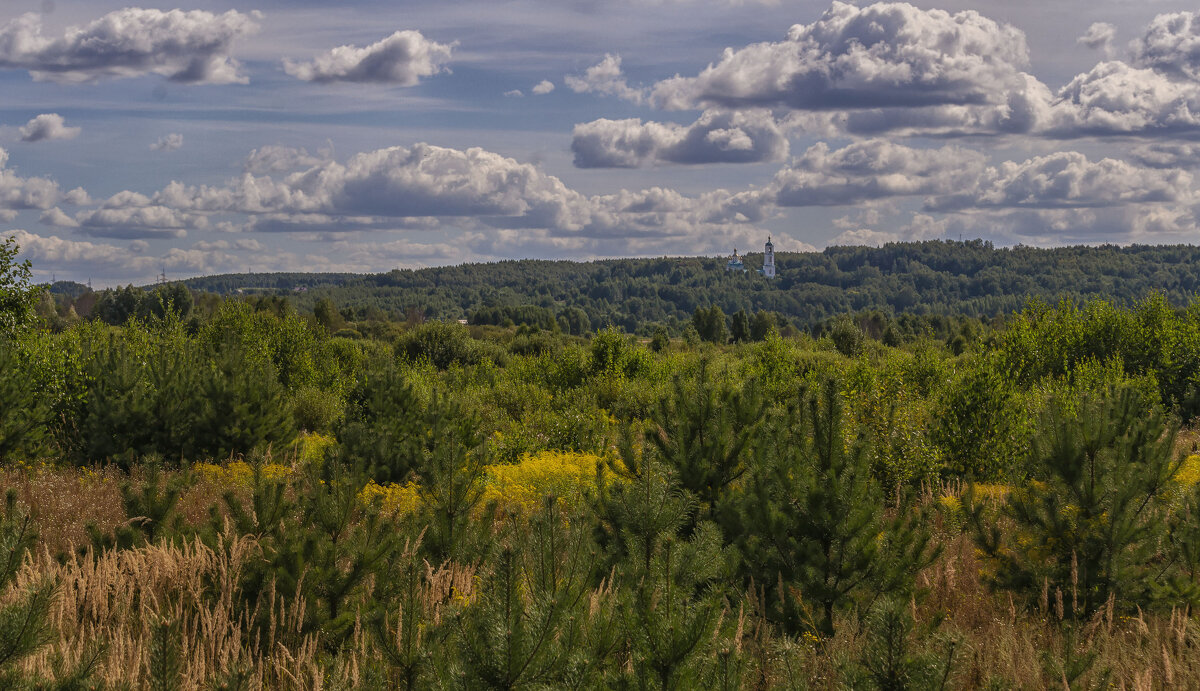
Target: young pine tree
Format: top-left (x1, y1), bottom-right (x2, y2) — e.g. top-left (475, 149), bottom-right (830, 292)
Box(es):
top-left (84, 458), bottom-right (193, 554)
top-left (650, 360), bottom-right (764, 527)
top-left (968, 386), bottom-right (1182, 617)
top-left (735, 383), bottom-right (938, 637)
top-left (595, 432), bottom-right (735, 689)
top-left (0, 491), bottom-right (53, 686)
top-left (337, 361), bottom-right (423, 485)
top-left (414, 389), bottom-right (490, 562)
top-left (456, 497), bottom-right (606, 689)
top-left (0, 490), bottom-right (105, 689)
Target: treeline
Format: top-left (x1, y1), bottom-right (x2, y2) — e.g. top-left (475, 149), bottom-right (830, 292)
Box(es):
top-left (162, 240), bottom-right (1200, 334)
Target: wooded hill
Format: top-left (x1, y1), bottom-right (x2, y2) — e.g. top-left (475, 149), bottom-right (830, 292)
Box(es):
top-left (174, 241), bottom-right (1200, 333)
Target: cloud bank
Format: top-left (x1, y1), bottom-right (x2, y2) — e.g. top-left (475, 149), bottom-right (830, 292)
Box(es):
top-left (0, 8), bottom-right (259, 84)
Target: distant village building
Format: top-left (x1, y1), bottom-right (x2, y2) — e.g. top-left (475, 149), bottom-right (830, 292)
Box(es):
top-left (758, 236), bottom-right (776, 278)
top-left (726, 237), bottom-right (776, 277)
top-left (726, 248), bottom-right (746, 273)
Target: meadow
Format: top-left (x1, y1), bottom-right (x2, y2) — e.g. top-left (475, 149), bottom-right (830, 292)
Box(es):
top-left (7, 245), bottom-right (1200, 687)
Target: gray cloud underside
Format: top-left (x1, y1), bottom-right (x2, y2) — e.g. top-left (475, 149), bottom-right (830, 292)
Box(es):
top-left (19, 114), bottom-right (80, 142)
top-left (637, 3), bottom-right (1200, 140)
top-left (571, 110), bottom-right (787, 167)
top-left (765, 140), bottom-right (1194, 211)
top-left (282, 30), bottom-right (454, 84)
top-left (650, 1), bottom-right (1031, 111)
top-left (0, 8), bottom-right (259, 84)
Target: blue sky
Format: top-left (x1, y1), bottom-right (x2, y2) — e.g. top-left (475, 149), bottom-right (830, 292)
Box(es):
top-left (3, 0), bottom-right (1200, 285)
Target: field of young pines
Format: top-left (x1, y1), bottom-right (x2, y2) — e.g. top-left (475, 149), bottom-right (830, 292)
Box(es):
top-left (7, 240), bottom-right (1200, 689)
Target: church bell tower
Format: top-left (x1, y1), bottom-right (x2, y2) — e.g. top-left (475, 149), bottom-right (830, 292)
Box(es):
top-left (762, 235), bottom-right (775, 279)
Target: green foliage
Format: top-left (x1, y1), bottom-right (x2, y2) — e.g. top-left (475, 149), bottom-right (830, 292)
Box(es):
top-left (828, 316), bottom-right (865, 357)
top-left (397, 320), bottom-right (487, 370)
top-left (999, 295), bottom-right (1200, 419)
top-left (472, 303), bottom-right (558, 331)
top-left (650, 360), bottom-right (763, 522)
top-left (846, 598), bottom-right (959, 691)
top-left (932, 355), bottom-right (1025, 479)
top-left (290, 385), bottom-right (344, 434)
top-left (312, 297), bottom-right (345, 332)
top-left (456, 498), bottom-right (606, 689)
top-left (594, 441), bottom-right (734, 689)
top-left (64, 332), bottom-right (295, 466)
top-left (338, 361), bottom-right (423, 485)
top-left (650, 325), bottom-right (670, 353)
top-left (0, 341), bottom-right (49, 462)
top-left (734, 383), bottom-right (938, 636)
top-left (0, 236), bottom-right (39, 336)
top-left (749, 310), bottom-right (777, 341)
top-left (692, 305), bottom-right (728, 344)
top-left (148, 617), bottom-right (183, 691)
top-left (179, 242), bottom-right (1200, 339)
top-left (415, 389), bottom-right (490, 561)
top-left (589, 327), bottom-right (648, 378)
top-left (843, 356), bottom-right (943, 490)
top-left (93, 284), bottom-right (192, 326)
top-left (730, 309), bottom-right (750, 343)
top-left (968, 386), bottom-right (1181, 616)
top-left (85, 460), bottom-right (193, 553)
top-left (213, 455), bottom-right (411, 649)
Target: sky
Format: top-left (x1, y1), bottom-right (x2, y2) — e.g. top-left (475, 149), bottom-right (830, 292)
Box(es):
top-left (3, 0), bottom-right (1200, 286)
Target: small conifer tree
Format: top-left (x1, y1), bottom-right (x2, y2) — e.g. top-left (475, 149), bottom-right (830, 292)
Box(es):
top-left (650, 360), bottom-right (763, 526)
top-left (337, 361), bottom-right (423, 485)
top-left (735, 382), bottom-right (938, 636)
top-left (415, 389), bottom-right (490, 562)
top-left (456, 497), bottom-right (601, 689)
top-left (968, 386), bottom-right (1181, 616)
top-left (84, 458), bottom-right (193, 554)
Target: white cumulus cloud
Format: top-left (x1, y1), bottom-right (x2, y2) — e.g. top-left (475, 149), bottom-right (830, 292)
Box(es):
top-left (650, 1), bottom-right (1030, 111)
top-left (282, 30), bottom-right (454, 85)
top-left (0, 8), bottom-right (259, 84)
top-left (1131, 11), bottom-right (1200, 79)
top-left (571, 110), bottom-right (787, 167)
top-left (565, 54), bottom-right (645, 103)
top-left (18, 114), bottom-right (80, 142)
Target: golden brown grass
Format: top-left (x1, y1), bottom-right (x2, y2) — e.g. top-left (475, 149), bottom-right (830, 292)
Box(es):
top-left (7, 465), bottom-right (1200, 689)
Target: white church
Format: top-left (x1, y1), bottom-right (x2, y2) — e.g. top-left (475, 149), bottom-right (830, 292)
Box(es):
top-left (726, 236), bottom-right (776, 278)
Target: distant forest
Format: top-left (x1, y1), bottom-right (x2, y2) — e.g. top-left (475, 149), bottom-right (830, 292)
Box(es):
top-left (147, 240), bottom-right (1200, 334)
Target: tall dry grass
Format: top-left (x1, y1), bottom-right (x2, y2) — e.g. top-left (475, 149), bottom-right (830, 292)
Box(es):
top-left (6, 464), bottom-right (1200, 689)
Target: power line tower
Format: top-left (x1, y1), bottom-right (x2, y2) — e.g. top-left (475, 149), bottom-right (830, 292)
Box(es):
top-left (156, 264), bottom-right (167, 286)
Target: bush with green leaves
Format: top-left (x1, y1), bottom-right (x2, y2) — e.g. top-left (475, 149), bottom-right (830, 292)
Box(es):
top-left (0, 341), bottom-right (49, 462)
top-left (0, 236), bottom-right (38, 337)
top-left (931, 354), bottom-right (1027, 479)
top-left (396, 320), bottom-right (485, 370)
top-left (589, 327), bottom-right (649, 379)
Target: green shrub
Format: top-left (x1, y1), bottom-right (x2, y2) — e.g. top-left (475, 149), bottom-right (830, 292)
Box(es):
top-left (0, 340), bottom-right (49, 462)
top-left (396, 321), bottom-right (480, 369)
